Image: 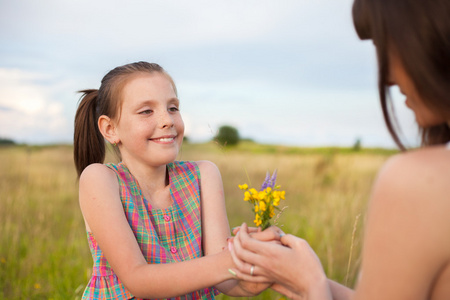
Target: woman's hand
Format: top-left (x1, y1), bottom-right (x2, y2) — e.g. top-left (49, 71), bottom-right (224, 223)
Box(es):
top-left (229, 223), bottom-right (332, 299)
top-left (232, 225), bottom-right (283, 244)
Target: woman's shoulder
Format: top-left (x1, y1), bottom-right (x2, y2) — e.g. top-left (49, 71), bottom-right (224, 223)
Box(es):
top-left (370, 144), bottom-right (450, 230)
top-left (377, 144), bottom-right (450, 188)
top-left (358, 145), bottom-right (450, 300)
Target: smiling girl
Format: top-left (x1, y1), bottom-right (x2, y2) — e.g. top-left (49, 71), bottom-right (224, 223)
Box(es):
top-left (74, 62), bottom-right (270, 299)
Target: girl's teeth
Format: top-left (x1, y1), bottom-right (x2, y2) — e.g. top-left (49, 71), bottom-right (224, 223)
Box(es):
top-left (156, 138), bottom-right (173, 142)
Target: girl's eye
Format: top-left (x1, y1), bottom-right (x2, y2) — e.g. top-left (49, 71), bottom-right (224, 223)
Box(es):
top-left (139, 109), bottom-right (152, 115)
top-left (169, 106), bottom-right (179, 112)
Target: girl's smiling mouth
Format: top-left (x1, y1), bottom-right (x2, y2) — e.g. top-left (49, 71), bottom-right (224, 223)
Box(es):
top-left (150, 135), bottom-right (176, 143)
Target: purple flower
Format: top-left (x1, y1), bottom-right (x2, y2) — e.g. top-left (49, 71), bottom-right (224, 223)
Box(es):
top-left (261, 170), bottom-right (277, 190)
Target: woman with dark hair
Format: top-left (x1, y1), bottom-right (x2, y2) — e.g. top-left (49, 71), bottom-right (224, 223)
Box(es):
top-left (228, 0), bottom-right (450, 299)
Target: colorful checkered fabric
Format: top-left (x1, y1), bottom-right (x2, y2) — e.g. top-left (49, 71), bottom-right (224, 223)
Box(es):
top-left (82, 161), bottom-right (220, 300)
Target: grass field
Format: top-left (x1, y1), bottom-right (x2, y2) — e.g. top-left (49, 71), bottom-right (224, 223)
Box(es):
top-left (0, 142), bottom-right (395, 299)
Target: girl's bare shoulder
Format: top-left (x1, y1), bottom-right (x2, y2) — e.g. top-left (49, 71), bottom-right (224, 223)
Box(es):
top-left (80, 163), bottom-right (116, 186)
top-left (195, 160), bottom-right (222, 180)
top-left (78, 163), bottom-right (119, 203)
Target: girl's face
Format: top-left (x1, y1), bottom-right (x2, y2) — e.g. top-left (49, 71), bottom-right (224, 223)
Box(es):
top-left (387, 50), bottom-right (446, 127)
top-left (115, 72), bottom-right (184, 168)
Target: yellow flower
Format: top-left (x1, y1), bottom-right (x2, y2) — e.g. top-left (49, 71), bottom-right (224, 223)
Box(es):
top-left (259, 200), bottom-right (267, 211)
top-left (238, 174), bottom-right (286, 230)
top-left (257, 191), bottom-right (267, 200)
top-left (254, 214), bottom-right (262, 226)
top-left (273, 197), bottom-right (280, 207)
top-left (269, 206), bottom-right (275, 218)
top-left (238, 184), bottom-right (248, 190)
top-left (34, 283), bottom-right (41, 289)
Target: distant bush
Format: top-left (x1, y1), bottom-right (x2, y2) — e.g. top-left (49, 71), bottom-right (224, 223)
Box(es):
top-left (0, 138), bottom-right (15, 145)
top-left (352, 138), bottom-right (362, 152)
top-left (215, 125), bottom-right (240, 146)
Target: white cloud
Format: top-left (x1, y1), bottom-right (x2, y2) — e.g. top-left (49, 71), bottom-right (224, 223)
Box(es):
top-left (0, 68), bottom-right (70, 143)
top-left (1, 0), bottom-right (313, 50)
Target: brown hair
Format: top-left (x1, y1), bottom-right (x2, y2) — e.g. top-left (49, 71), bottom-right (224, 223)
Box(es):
top-left (74, 62), bottom-right (177, 177)
top-left (352, 0), bottom-right (450, 149)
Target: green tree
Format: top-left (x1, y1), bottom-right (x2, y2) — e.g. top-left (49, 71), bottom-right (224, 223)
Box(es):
top-left (215, 125), bottom-right (240, 146)
top-left (352, 137), bottom-right (362, 151)
top-left (0, 138), bottom-right (15, 145)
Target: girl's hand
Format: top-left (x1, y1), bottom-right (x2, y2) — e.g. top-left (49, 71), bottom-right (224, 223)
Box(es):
top-left (237, 281), bottom-right (273, 296)
top-left (229, 223), bottom-right (332, 299)
top-left (271, 283), bottom-right (303, 300)
top-left (232, 225), bottom-right (260, 236)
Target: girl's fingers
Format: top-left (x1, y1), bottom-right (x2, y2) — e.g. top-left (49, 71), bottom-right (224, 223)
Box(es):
top-left (232, 225), bottom-right (259, 236)
top-left (231, 226), bottom-right (240, 235)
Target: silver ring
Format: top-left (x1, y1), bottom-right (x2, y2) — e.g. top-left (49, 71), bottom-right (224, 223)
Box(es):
top-left (250, 265), bottom-right (255, 276)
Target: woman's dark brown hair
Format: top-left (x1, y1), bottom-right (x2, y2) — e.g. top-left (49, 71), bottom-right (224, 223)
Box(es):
top-left (74, 62), bottom-right (177, 177)
top-left (352, 0), bottom-right (450, 149)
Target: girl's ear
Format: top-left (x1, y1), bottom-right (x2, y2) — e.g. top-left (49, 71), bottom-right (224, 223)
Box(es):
top-left (98, 115), bottom-right (119, 144)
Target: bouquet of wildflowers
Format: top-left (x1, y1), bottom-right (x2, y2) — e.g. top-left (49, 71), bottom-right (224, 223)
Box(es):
top-left (238, 170), bottom-right (286, 230)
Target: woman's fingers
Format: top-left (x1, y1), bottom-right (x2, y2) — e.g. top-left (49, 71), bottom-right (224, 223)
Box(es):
top-left (229, 265), bottom-right (272, 283)
top-left (251, 226), bottom-right (285, 242)
top-left (229, 238), bottom-right (254, 274)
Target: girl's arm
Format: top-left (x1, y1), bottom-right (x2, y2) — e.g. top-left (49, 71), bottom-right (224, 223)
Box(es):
top-left (196, 160), bottom-right (271, 296)
top-left (79, 163), bottom-right (238, 299)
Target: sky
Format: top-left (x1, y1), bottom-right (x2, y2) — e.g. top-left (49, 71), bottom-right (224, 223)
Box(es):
top-left (0, 0), bottom-right (420, 148)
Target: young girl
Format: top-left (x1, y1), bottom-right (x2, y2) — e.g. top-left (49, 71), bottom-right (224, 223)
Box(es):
top-left (74, 62), bottom-right (270, 299)
top-left (229, 0), bottom-right (450, 299)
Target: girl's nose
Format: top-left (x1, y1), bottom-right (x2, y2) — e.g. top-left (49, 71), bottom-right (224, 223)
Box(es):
top-left (160, 111), bottom-right (174, 129)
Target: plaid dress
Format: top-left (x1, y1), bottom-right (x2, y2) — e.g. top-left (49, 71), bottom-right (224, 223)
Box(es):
top-left (82, 161), bottom-right (220, 300)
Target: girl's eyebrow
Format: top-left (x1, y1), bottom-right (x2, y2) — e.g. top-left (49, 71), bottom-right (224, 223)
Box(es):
top-left (133, 98), bottom-right (180, 108)
top-left (168, 97), bottom-right (180, 105)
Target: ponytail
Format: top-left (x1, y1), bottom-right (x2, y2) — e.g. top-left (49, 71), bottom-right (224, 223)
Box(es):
top-left (74, 89), bottom-right (105, 178)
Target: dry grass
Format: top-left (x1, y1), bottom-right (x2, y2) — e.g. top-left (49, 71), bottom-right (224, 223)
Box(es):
top-left (0, 143), bottom-right (392, 299)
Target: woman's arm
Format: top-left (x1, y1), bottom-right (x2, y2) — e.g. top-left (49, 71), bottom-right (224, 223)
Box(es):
top-left (196, 160), bottom-right (272, 296)
top-left (79, 163), bottom-right (236, 299)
